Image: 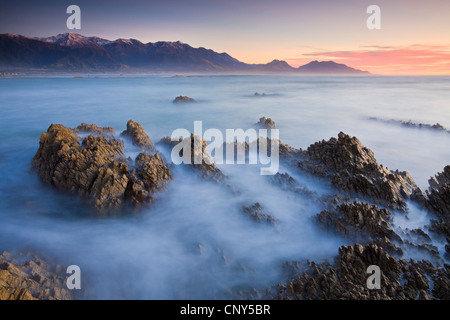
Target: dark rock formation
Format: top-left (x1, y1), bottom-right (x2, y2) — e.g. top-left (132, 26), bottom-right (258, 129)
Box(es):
top-left (368, 117), bottom-right (449, 133)
top-left (0, 251), bottom-right (72, 300)
top-left (270, 243), bottom-right (450, 300)
top-left (316, 201), bottom-right (401, 242)
top-left (173, 96), bottom-right (196, 103)
top-left (32, 122), bottom-right (172, 212)
top-left (242, 202), bottom-right (278, 225)
top-left (74, 123), bottom-right (115, 136)
top-left (297, 132), bottom-right (418, 211)
top-left (159, 134), bottom-right (225, 183)
top-left (120, 120), bottom-right (155, 152)
top-left (256, 117), bottom-right (276, 129)
top-left (426, 166), bottom-right (450, 218)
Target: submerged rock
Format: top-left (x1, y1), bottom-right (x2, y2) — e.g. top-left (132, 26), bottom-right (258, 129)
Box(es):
top-left (242, 202), bottom-right (278, 225)
top-left (256, 117), bottom-right (276, 129)
top-left (0, 251), bottom-right (72, 300)
top-left (32, 122), bottom-right (172, 212)
top-left (173, 96), bottom-right (196, 103)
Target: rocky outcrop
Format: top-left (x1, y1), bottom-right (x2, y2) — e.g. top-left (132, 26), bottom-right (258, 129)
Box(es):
top-left (159, 134), bottom-right (225, 183)
top-left (368, 117), bottom-right (449, 133)
top-left (297, 132), bottom-right (418, 211)
top-left (256, 117), bottom-right (275, 129)
top-left (270, 243), bottom-right (450, 300)
top-left (315, 201), bottom-right (404, 256)
top-left (242, 202), bottom-right (278, 225)
top-left (74, 123), bottom-right (115, 136)
top-left (120, 120), bottom-right (155, 152)
top-left (173, 96), bottom-right (196, 103)
top-left (426, 166), bottom-right (450, 218)
top-left (0, 251), bottom-right (72, 300)
top-left (32, 122), bottom-right (172, 212)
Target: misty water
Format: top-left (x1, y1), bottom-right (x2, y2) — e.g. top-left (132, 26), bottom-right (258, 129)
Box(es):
top-left (0, 75), bottom-right (449, 299)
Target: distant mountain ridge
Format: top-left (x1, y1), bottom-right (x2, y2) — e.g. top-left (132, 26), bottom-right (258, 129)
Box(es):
top-left (0, 33), bottom-right (370, 74)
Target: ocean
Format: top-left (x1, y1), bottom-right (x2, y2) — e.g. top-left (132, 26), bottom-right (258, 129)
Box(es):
top-left (0, 75), bottom-right (449, 299)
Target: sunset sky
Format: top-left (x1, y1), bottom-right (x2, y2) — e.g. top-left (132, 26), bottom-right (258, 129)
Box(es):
top-left (1, 0), bottom-right (450, 75)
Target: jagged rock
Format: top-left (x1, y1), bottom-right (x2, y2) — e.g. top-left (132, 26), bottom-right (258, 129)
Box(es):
top-left (32, 122), bottom-right (171, 212)
top-left (74, 123), bottom-right (115, 135)
top-left (426, 166), bottom-right (450, 218)
top-left (368, 117), bottom-right (449, 133)
top-left (269, 172), bottom-right (317, 198)
top-left (242, 202), bottom-right (278, 225)
top-left (173, 96), bottom-right (196, 103)
top-left (120, 120), bottom-right (155, 152)
top-left (297, 132), bottom-right (418, 211)
top-left (256, 117), bottom-right (275, 129)
top-left (315, 201), bottom-right (403, 255)
top-left (159, 134), bottom-right (226, 183)
top-left (0, 251), bottom-right (72, 300)
top-left (269, 243), bottom-right (450, 300)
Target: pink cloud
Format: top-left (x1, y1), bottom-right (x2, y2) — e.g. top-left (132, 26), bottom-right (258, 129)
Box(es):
top-left (287, 45), bottom-right (450, 75)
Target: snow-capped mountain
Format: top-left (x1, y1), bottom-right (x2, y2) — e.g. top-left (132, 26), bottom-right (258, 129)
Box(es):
top-left (0, 32), bottom-right (370, 74)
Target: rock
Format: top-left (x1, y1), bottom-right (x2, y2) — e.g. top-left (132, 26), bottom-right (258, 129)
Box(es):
top-left (368, 118), bottom-right (450, 133)
top-left (425, 166), bottom-right (450, 218)
top-left (74, 123), bottom-right (115, 136)
top-left (173, 96), bottom-right (196, 103)
top-left (0, 252), bottom-right (72, 300)
top-left (120, 120), bottom-right (155, 152)
top-left (269, 243), bottom-right (450, 300)
top-left (315, 201), bottom-right (403, 255)
top-left (242, 202), bottom-right (278, 225)
top-left (297, 132), bottom-right (418, 211)
top-left (32, 122), bottom-right (172, 212)
top-left (269, 172), bottom-right (317, 199)
top-left (159, 134), bottom-right (226, 183)
top-left (256, 117), bottom-right (275, 129)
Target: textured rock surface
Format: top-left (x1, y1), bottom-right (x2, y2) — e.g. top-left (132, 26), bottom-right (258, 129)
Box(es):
top-left (297, 132), bottom-right (418, 211)
top-left (32, 122), bottom-right (171, 212)
top-left (120, 120), bottom-right (155, 152)
top-left (242, 202), bottom-right (278, 225)
top-left (74, 123), bottom-right (115, 136)
top-left (256, 117), bottom-right (276, 129)
top-left (159, 134), bottom-right (226, 183)
top-left (0, 251), bottom-right (72, 300)
top-left (270, 244), bottom-right (450, 300)
top-left (173, 96), bottom-right (196, 103)
top-left (426, 166), bottom-right (450, 218)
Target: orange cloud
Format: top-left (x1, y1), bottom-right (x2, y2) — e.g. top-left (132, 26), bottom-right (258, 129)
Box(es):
top-left (287, 45), bottom-right (450, 75)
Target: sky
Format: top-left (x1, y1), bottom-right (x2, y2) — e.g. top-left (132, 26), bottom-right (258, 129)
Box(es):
top-left (1, 0), bottom-right (450, 75)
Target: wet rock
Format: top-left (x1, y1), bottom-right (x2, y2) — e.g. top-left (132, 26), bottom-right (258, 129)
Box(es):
top-left (120, 120), bottom-right (155, 152)
top-left (0, 251), bottom-right (72, 300)
top-left (269, 243), bottom-right (450, 300)
top-left (426, 166), bottom-right (450, 218)
top-left (315, 201), bottom-right (402, 254)
top-left (242, 202), bottom-right (278, 225)
top-left (269, 172), bottom-right (317, 198)
top-left (74, 123), bottom-right (115, 136)
top-left (173, 96), bottom-right (196, 103)
top-left (32, 122), bottom-right (171, 212)
top-left (159, 134), bottom-right (226, 183)
top-left (297, 132), bottom-right (418, 211)
top-left (368, 117), bottom-right (449, 133)
top-left (256, 117), bottom-right (276, 129)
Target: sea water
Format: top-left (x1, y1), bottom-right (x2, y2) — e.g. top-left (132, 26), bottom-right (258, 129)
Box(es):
top-left (0, 75), bottom-right (449, 299)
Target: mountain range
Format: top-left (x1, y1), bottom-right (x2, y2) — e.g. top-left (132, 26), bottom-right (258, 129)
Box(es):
top-left (0, 33), bottom-right (370, 74)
